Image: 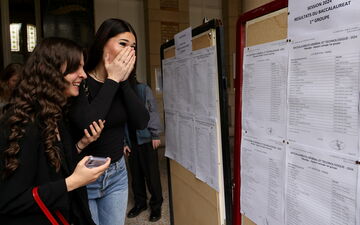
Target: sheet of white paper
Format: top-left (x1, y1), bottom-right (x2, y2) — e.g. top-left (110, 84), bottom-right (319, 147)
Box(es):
top-left (242, 40), bottom-right (288, 140)
top-left (162, 46), bottom-right (221, 191)
top-left (285, 143), bottom-right (357, 225)
top-left (177, 113), bottom-right (196, 173)
top-left (162, 58), bottom-right (177, 111)
top-left (192, 46), bottom-right (218, 118)
top-left (288, 0), bottom-right (360, 39)
top-left (240, 136), bottom-right (285, 225)
top-left (174, 58), bottom-right (194, 114)
top-left (195, 118), bottom-right (219, 191)
top-left (175, 27), bottom-right (192, 58)
top-left (164, 111), bottom-right (178, 160)
top-left (288, 26), bottom-right (360, 156)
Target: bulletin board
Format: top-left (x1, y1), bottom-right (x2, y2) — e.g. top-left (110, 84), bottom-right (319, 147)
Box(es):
top-left (161, 19), bottom-right (232, 225)
top-left (233, 1), bottom-right (288, 225)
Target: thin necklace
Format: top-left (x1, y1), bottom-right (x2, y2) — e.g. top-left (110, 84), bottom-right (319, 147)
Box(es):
top-left (90, 70), bottom-right (105, 83)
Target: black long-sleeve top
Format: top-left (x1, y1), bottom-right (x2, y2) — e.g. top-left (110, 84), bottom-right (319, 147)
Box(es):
top-left (69, 76), bottom-right (149, 162)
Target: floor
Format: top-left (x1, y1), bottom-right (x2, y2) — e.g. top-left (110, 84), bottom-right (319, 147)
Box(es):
top-left (125, 147), bottom-right (170, 225)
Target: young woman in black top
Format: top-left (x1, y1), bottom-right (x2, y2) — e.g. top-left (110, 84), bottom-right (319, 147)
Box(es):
top-left (69, 18), bottom-right (149, 225)
top-left (0, 37), bottom-right (110, 225)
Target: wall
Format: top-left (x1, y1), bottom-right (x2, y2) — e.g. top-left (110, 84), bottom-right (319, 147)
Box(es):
top-left (242, 0), bottom-right (273, 13)
top-left (94, 0), bottom-right (147, 83)
top-left (189, 0), bottom-right (222, 28)
top-left (143, 0), bottom-right (189, 89)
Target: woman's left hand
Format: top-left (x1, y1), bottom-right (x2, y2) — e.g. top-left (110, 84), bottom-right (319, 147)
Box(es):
top-left (105, 47), bottom-right (136, 83)
top-left (123, 145), bottom-right (131, 156)
top-left (76, 120), bottom-right (105, 152)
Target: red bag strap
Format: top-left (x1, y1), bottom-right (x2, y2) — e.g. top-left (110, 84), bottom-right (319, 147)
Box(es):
top-left (32, 186), bottom-right (69, 225)
top-left (55, 210), bottom-right (70, 225)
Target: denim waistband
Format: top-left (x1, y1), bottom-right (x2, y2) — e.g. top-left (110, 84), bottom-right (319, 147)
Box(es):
top-left (109, 157), bottom-right (124, 170)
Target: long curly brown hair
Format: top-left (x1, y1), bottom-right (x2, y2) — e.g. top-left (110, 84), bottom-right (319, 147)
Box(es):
top-left (1, 37), bottom-right (83, 178)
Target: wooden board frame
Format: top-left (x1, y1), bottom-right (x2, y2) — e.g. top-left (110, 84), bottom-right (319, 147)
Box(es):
top-left (160, 19), bottom-right (232, 225)
top-left (233, 1), bottom-right (288, 225)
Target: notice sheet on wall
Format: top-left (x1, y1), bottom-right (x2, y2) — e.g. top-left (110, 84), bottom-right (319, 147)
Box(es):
top-left (192, 46), bottom-right (218, 118)
top-left (175, 58), bottom-right (194, 114)
top-left (162, 46), bottom-right (218, 118)
top-left (164, 110), bottom-right (178, 160)
top-left (162, 58), bottom-right (177, 111)
top-left (195, 118), bottom-right (219, 191)
top-left (288, 25), bottom-right (360, 156)
top-left (242, 40), bottom-right (288, 140)
top-left (162, 46), bottom-right (220, 190)
top-left (286, 144), bottom-right (357, 225)
top-left (240, 135), bottom-right (285, 225)
top-left (175, 27), bottom-right (192, 59)
top-left (177, 113), bottom-right (196, 173)
top-left (288, 0), bottom-right (360, 39)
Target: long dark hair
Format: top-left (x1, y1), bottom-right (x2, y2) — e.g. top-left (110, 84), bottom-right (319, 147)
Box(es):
top-left (0, 63), bottom-right (23, 102)
top-left (85, 18), bottom-right (138, 88)
top-left (1, 37), bottom-right (83, 178)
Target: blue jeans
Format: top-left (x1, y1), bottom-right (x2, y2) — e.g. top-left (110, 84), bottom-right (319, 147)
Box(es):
top-left (87, 157), bottom-right (128, 225)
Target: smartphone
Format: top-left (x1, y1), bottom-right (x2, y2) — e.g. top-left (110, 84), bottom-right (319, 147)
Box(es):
top-left (85, 156), bottom-right (108, 168)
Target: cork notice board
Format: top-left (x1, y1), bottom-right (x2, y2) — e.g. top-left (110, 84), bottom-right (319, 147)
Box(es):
top-left (161, 19), bottom-right (232, 225)
top-left (233, 1), bottom-right (288, 225)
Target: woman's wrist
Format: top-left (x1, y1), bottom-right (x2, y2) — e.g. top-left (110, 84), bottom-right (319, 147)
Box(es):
top-left (65, 176), bottom-right (78, 192)
top-left (107, 74), bottom-right (120, 83)
top-left (76, 141), bottom-right (87, 153)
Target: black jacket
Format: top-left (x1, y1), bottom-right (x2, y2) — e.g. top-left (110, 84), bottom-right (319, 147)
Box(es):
top-left (0, 119), bottom-right (95, 225)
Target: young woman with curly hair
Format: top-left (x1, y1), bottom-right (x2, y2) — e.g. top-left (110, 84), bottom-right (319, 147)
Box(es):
top-left (0, 37), bottom-right (110, 225)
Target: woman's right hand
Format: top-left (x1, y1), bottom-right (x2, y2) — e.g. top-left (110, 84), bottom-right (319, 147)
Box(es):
top-left (76, 120), bottom-right (105, 153)
top-left (104, 46), bottom-right (136, 83)
top-left (65, 156), bottom-right (111, 191)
